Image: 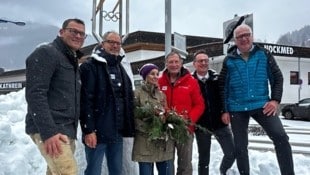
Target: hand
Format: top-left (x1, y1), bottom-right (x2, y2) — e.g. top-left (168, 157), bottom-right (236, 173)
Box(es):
top-left (221, 112), bottom-right (231, 124)
top-left (44, 133), bottom-right (69, 158)
top-left (263, 100), bottom-right (279, 116)
top-left (159, 113), bottom-right (166, 122)
top-left (85, 132), bottom-right (97, 148)
top-left (154, 106), bottom-right (165, 116)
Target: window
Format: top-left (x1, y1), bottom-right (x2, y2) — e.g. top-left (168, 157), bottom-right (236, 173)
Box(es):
top-left (290, 71), bottom-right (299, 85)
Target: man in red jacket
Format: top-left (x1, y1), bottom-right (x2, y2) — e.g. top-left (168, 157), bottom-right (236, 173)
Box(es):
top-left (158, 51), bottom-right (205, 175)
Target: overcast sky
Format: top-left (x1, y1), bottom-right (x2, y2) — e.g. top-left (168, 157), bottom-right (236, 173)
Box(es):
top-left (1, 0), bottom-right (309, 44)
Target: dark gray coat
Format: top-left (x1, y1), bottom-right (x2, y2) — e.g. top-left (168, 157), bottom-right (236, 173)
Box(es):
top-left (25, 36), bottom-right (82, 141)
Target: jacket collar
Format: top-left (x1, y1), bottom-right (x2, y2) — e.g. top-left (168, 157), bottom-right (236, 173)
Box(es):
top-left (192, 69), bottom-right (218, 81)
top-left (91, 45), bottom-right (124, 65)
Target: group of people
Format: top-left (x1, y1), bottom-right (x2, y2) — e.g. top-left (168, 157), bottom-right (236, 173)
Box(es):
top-left (25, 17), bottom-right (295, 175)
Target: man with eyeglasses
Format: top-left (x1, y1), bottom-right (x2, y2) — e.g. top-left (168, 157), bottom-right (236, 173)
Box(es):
top-left (25, 18), bottom-right (86, 175)
top-left (63, 27), bottom-right (87, 39)
top-left (79, 31), bottom-right (135, 175)
top-left (192, 50), bottom-right (235, 175)
top-left (219, 24), bottom-right (295, 175)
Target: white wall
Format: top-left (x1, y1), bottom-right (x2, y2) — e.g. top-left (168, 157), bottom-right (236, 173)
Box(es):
top-left (126, 50), bottom-right (164, 62)
top-left (276, 56), bottom-right (310, 103)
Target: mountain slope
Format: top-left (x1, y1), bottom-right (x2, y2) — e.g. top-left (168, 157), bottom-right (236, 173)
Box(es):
top-left (0, 22), bottom-right (59, 70)
top-left (276, 25), bottom-right (310, 47)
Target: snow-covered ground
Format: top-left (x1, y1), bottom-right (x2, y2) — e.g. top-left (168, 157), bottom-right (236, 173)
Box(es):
top-left (0, 89), bottom-right (309, 175)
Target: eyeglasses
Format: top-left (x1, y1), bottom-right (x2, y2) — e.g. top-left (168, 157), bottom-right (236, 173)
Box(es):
top-left (64, 28), bottom-right (87, 39)
top-left (104, 40), bottom-right (121, 46)
top-left (235, 33), bottom-right (252, 40)
top-left (195, 59), bottom-right (209, 64)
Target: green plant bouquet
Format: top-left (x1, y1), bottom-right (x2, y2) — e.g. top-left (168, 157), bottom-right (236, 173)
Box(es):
top-left (134, 103), bottom-right (207, 144)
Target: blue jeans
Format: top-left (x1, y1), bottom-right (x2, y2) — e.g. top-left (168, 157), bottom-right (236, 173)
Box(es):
top-left (84, 142), bottom-right (123, 175)
top-left (139, 160), bottom-right (173, 175)
top-left (230, 109), bottom-right (294, 175)
top-left (195, 126), bottom-right (235, 175)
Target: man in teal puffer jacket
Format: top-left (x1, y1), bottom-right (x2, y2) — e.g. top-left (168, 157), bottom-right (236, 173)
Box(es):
top-left (219, 24), bottom-right (294, 175)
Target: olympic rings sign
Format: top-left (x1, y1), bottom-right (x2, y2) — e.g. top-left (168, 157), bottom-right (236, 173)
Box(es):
top-left (102, 10), bottom-right (119, 22)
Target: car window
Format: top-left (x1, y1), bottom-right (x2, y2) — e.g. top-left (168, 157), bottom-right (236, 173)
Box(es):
top-left (300, 98), bottom-right (310, 105)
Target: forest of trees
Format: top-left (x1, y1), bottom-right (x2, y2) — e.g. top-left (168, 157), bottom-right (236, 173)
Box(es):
top-left (277, 25), bottom-right (310, 47)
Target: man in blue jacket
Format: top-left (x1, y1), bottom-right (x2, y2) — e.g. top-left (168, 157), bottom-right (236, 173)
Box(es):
top-left (25, 18), bottom-right (86, 175)
top-left (79, 31), bottom-right (135, 175)
top-left (219, 24), bottom-right (294, 175)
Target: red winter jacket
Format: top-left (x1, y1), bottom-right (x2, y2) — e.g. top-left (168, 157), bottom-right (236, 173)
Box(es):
top-left (158, 67), bottom-right (205, 132)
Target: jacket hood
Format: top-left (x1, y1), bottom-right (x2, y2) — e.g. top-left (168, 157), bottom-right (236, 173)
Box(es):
top-left (91, 45), bottom-right (125, 64)
top-left (91, 53), bottom-right (107, 63)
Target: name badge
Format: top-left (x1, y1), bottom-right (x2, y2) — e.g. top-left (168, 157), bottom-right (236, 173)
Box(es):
top-left (110, 74), bottom-right (115, 80)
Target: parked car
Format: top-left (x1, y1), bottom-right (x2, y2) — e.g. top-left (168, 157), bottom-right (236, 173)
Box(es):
top-left (281, 98), bottom-right (310, 120)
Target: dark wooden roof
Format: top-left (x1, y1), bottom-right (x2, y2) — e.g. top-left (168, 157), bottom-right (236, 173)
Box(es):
top-left (0, 69), bottom-right (25, 77)
top-left (123, 30), bottom-right (222, 46)
top-left (80, 30), bottom-right (222, 55)
top-left (131, 55), bottom-right (166, 74)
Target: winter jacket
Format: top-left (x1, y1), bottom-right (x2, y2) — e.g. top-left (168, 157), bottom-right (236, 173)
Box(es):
top-left (79, 48), bottom-right (135, 144)
top-left (192, 70), bottom-right (227, 131)
top-left (132, 82), bottom-right (174, 162)
top-left (158, 67), bottom-right (205, 132)
top-left (219, 44), bottom-right (283, 112)
top-left (25, 36), bottom-right (82, 141)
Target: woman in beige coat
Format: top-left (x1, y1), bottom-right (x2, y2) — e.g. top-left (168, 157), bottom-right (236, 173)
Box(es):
top-left (132, 63), bottom-right (174, 175)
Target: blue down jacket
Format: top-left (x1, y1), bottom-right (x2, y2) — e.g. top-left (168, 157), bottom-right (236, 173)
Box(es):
top-left (219, 44), bottom-right (283, 112)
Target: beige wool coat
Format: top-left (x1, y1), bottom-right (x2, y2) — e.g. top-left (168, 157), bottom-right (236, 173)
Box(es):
top-left (132, 82), bottom-right (175, 162)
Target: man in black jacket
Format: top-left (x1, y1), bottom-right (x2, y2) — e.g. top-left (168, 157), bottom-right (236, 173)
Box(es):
top-left (25, 18), bottom-right (86, 175)
top-left (79, 31), bottom-right (135, 175)
top-left (192, 50), bottom-right (235, 175)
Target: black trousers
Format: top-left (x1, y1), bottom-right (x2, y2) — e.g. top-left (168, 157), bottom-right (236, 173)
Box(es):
top-left (195, 126), bottom-right (235, 175)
